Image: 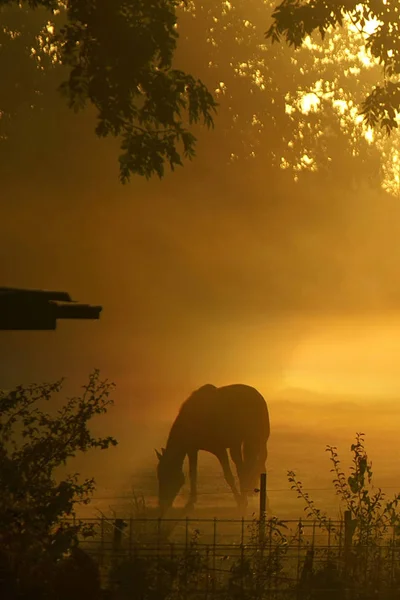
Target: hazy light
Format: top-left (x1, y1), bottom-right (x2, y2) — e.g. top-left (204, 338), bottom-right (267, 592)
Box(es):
top-left (284, 320), bottom-right (400, 397)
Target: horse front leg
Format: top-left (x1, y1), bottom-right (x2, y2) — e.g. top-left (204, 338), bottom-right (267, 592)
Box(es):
top-left (186, 449), bottom-right (198, 510)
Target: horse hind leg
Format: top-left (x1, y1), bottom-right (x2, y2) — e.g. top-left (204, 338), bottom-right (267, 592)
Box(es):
top-left (229, 445), bottom-right (248, 514)
top-left (229, 445), bottom-right (244, 490)
top-left (242, 439), bottom-right (269, 502)
top-left (215, 448), bottom-right (243, 510)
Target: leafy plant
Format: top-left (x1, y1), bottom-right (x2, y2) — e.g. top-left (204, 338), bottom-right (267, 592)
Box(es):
top-left (289, 432), bottom-right (400, 545)
top-left (107, 529), bottom-right (209, 600)
top-left (288, 433), bottom-right (400, 599)
top-left (224, 516), bottom-right (297, 600)
top-left (167, 529), bottom-right (211, 600)
top-left (0, 369), bottom-right (117, 598)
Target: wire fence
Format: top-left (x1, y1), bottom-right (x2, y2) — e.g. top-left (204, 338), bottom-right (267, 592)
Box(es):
top-left (66, 515), bottom-right (400, 598)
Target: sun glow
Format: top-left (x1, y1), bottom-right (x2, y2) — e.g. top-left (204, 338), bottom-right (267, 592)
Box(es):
top-left (299, 92), bottom-right (320, 114)
top-left (277, 8), bottom-right (400, 191)
top-left (284, 319), bottom-right (400, 397)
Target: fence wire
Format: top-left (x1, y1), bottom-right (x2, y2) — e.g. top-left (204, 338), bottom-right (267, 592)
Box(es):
top-left (63, 516), bottom-right (400, 598)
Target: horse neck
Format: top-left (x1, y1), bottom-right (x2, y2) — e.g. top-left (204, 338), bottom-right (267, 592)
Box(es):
top-left (165, 417), bottom-right (187, 467)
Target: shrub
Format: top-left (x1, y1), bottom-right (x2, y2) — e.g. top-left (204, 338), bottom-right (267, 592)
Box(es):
top-left (0, 369), bottom-right (117, 598)
top-left (289, 433), bottom-right (400, 599)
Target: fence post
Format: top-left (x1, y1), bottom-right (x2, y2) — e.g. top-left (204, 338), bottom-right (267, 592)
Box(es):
top-left (100, 517), bottom-right (105, 567)
top-left (259, 473), bottom-right (267, 518)
top-left (344, 510), bottom-right (354, 574)
top-left (112, 518), bottom-right (126, 554)
top-left (259, 472), bottom-right (267, 544)
top-left (129, 517), bottom-right (133, 559)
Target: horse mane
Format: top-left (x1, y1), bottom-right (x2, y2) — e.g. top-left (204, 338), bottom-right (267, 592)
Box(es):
top-left (166, 384), bottom-right (217, 445)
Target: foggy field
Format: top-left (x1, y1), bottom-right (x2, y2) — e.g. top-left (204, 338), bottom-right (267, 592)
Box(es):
top-left (76, 394), bottom-right (400, 522)
top-left (5, 1), bottom-right (400, 598)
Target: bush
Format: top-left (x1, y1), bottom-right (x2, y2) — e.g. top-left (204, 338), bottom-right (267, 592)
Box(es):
top-left (0, 369), bottom-right (117, 599)
top-left (289, 433), bottom-right (400, 600)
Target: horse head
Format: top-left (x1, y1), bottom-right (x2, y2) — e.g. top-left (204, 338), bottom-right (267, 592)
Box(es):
top-left (155, 447), bottom-right (185, 517)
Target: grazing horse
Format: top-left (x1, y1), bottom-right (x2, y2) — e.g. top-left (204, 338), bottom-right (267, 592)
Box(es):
top-left (155, 383), bottom-right (270, 516)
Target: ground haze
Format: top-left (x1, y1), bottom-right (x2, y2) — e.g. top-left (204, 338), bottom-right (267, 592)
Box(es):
top-left (74, 382), bottom-right (400, 522)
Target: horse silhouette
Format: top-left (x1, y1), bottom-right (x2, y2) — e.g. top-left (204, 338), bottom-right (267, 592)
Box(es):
top-left (156, 383), bottom-right (270, 516)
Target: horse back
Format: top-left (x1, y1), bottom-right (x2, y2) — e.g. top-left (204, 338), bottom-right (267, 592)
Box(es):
top-left (173, 384), bottom-right (270, 449)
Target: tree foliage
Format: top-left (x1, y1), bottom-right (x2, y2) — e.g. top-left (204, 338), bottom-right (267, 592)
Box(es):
top-left (177, 0), bottom-right (382, 185)
top-left (1, 0), bottom-right (395, 187)
top-left (0, 369), bottom-right (117, 597)
top-left (267, 0), bottom-right (400, 135)
top-left (0, 0), bottom-right (217, 181)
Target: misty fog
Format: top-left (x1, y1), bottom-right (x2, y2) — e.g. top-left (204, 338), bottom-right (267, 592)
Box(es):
top-left (1, 0), bottom-right (400, 518)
